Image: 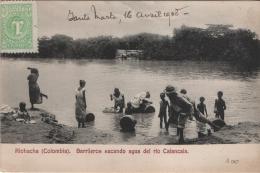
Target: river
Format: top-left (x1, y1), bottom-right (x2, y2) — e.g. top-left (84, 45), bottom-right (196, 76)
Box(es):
top-left (1, 58), bottom-right (260, 142)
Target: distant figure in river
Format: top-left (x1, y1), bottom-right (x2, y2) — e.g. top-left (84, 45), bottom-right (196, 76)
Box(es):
top-left (125, 102), bottom-right (133, 115)
top-left (110, 88), bottom-right (125, 113)
top-left (214, 91), bottom-right (226, 121)
top-left (17, 102), bottom-right (31, 122)
top-left (75, 80), bottom-right (87, 128)
top-left (158, 93), bottom-right (169, 129)
top-left (27, 67), bottom-right (48, 109)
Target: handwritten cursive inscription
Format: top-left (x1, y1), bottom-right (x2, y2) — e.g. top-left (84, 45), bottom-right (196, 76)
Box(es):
top-left (67, 5), bottom-right (189, 26)
top-left (67, 10), bottom-right (91, 21)
top-left (91, 5), bottom-right (117, 20)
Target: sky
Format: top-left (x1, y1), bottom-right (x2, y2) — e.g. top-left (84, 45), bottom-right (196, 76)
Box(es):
top-left (37, 1), bottom-right (260, 39)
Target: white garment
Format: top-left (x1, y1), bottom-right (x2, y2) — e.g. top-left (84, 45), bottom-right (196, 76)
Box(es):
top-left (131, 92), bottom-right (151, 108)
top-left (0, 104), bottom-right (15, 114)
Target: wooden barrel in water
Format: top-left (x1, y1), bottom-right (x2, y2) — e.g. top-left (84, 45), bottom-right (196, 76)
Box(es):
top-left (212, 119), bottom-right (226, 129)
top-left (144, 105), bottom-right (155, 113)
top-left (120, 115), bottom-right (137, 131)
top-left (85, 111), bottom-right (95, 122)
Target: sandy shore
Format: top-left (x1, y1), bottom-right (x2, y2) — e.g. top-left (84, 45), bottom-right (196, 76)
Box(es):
top-left (1, 109), bottom-right (260, 144)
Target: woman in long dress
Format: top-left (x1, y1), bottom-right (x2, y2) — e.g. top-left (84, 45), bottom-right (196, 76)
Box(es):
top-left (75, 80), bottom-right (87, 128)
top-left (27, 67), bottom-right (48, 109)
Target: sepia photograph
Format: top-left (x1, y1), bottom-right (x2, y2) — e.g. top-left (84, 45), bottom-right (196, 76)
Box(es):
top-left (1, 1), bottom-right (260, 145)
top-left (0, 1), bottom-right (260, 172)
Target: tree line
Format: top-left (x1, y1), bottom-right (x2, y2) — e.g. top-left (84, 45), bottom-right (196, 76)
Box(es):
top-left (2, 25), bottom-right (260, 66)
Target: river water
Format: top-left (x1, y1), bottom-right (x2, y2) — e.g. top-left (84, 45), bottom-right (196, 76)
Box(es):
top-left (1, 58), bottom-right (260, 142)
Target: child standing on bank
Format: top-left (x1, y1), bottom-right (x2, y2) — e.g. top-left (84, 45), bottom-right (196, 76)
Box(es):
top-left (158, 93), bottom-right (169, 129)
top-left (214, 91), bottom-right (227, 121)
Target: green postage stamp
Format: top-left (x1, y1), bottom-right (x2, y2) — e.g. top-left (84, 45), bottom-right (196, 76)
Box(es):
top-left (0, 1), bottom-right (38, 53)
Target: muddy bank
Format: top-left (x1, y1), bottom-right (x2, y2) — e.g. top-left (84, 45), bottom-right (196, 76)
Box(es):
top-left (1, 109), bottom-right (260, 144)
top-left (144, 122), bottom-right (260, 145)
top-left (1, 109), bottom-right (74, 143)
top-left (189, 122), bottom-right (260, 144)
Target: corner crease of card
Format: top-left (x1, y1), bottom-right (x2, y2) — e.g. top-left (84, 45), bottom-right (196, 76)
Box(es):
top-left (0, 1), bottom-right (38, 53)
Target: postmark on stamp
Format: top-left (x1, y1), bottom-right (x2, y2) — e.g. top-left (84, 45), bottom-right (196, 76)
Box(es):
top-left (1, 1), bottom-right (38, 53)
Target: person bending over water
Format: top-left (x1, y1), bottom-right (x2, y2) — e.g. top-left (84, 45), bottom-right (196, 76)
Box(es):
top-left (131, 91), bottom-right (152, 112)
top-left (75, 80), bottom-right (87, 128)
top-left (27, 67), bottom-right (48, 109)
top-left (180, 89), bottom-right (191, 102)
top-left (214, 91), bottom-right (226, 121)
top-left (180, 88), bottom-right (193, 120)
top-left (110, 88), bottom-right (125, 113)
top-left (165, 85), bottom-right (193, 144)
top-left (158, 93), bottom-right (169, 129)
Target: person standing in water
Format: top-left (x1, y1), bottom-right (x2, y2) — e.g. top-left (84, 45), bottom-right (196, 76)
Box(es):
top-left (110, 88), bottom-right (125, 113)
top-left (158, 93), bottom-right (169, 129)
top-left (197, 97), bottom-right (208, 117)
top-left (27, 67), bottom-right (48, 109)
top-left (165, 85), bottom-right (193, 144)
top-left (197, 97), bottom-right (210, 137)
top-left (75, 80), bottom-right (87, 128)
top-left (125, 102), bottom-right (133, 115)
top-left (214, 91), bottom-right (226, 121)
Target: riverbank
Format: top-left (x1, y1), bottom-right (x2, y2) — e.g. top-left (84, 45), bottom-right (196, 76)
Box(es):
top-left (1, 109), bottom-right (260, 144)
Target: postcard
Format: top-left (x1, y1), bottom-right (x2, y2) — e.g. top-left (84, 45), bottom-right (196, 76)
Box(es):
top-left (0, 1), bottom-right (260, 172)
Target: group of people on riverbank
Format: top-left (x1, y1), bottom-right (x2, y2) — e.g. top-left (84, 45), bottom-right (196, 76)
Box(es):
top-left (24, 68), bottom-right (226, 144)
top-left (158, 86), bottom-right (226, 143)
top-left (105, 84), bottom-right (227, 143)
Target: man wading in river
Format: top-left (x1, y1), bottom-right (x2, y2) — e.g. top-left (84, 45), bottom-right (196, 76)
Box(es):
top-left (165, 85), bottom-right (193, 144)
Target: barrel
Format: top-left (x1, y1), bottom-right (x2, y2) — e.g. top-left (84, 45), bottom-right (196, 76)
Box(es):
top-left (194, 107), bottom-right (226, 131)
top-left (144, 105), bottom-right (155, 113)
top-left (211, 119), bottom-right (226, 131)
top-left (85, 111), bottom-right (95, 122)
top-left (120, 115), bottom-right (137, 132)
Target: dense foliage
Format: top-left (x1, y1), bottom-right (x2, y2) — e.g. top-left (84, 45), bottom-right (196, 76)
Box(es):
top-left (2, 25), bottom-right (259, 65)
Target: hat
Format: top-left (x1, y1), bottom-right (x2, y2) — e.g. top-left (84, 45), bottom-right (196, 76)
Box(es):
top-left (164, 85), bottom-right (177, 94)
